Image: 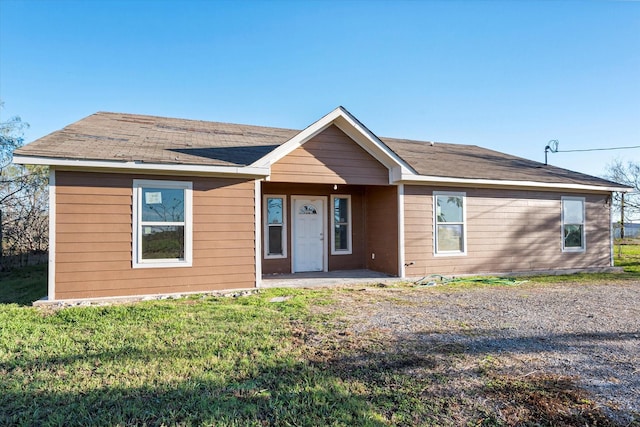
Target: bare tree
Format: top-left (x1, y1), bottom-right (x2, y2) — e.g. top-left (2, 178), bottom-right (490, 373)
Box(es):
top-left (1, 104), bottom-right (49, 261)
top-left (604, 159), bottom-right (640, 238)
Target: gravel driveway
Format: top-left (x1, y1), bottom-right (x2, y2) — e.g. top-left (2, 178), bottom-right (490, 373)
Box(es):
top-left (315, 280), bottom-right (640, 424)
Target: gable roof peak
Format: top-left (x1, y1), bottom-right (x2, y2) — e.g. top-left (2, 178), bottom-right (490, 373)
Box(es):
top-left (250, 106), bottom-right (415, 177)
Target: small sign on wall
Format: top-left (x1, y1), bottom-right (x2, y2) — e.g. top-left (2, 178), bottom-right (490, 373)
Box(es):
top-left (145, 192), bottom-right (162, 205)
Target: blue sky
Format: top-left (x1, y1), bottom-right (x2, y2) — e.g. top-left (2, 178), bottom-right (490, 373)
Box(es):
top-left (1, 0), bottom-right (638, 177)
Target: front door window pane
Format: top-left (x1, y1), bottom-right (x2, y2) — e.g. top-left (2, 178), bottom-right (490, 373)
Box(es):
top-left (267, 198), bottom-right (283, 224)
top-left (268, 226), bottom-right (283, 255)
top-left (265, 196), bottom-right (286, 257)
top-left (332, 196), bottom-right (351, 253)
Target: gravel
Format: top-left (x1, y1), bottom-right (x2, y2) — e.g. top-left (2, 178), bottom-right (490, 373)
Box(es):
top-left (327, 281), bottom-right (640, 424)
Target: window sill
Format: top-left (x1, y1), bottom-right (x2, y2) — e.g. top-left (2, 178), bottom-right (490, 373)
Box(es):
top-left (562, 248), bottom-right (585, 253)
top-left (331, 250), bottom-right (353, 256)
top-left (133, 261), bottom-right (193, 269)
top-left (434, 252), bottom-right (467, 257)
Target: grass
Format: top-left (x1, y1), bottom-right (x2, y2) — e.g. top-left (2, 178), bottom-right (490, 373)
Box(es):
top-left (0, 264), bottom-right (47, 305)
top-left (614, 239), bottom-right (640, 275)
top-left (1, 289), bottom-right (352, 426)
top-left (1, 246), bottom-right (638, 426)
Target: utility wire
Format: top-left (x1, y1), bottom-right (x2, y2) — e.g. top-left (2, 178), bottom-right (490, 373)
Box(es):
top-left (555, 145), bottom-right (640, 153)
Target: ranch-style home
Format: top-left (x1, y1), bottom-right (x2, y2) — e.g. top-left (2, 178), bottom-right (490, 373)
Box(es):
top-left (13, 107), bottom-right (629, 301)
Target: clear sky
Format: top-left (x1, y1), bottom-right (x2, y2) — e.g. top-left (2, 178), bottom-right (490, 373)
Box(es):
top-left (1, 0), bottom-right (638, 178)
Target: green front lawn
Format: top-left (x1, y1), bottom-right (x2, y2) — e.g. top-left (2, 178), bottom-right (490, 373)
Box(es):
top-left (2, 289), bottom-right (361, 426)
top-left (0, 246), bottom-right (638, 425)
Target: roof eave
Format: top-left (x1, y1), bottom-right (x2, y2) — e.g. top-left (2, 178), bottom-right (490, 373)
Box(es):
top-left (12, 155), bottom-right (271, 178)
top-left (397, 173), bottom-right (633, 193)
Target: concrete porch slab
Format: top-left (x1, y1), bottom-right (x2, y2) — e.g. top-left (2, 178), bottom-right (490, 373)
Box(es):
top-left (260, 269), bottom-right (399, 288)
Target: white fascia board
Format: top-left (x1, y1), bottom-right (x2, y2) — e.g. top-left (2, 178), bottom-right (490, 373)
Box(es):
top-left (250, 106), bottom-right (415, 177)
top-left (331, 112), bottom-right (415, 173)
top-left (13, 155), bottom-right (270, 177)
top-left (398, 173), bottom-right (633, 193)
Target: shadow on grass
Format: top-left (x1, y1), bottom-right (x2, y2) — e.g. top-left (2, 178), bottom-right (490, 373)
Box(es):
top-left (309, 328), bottom-right (637, 426)
top-left (0, 264), bottom-right (47, 306)
top-left (3, 328), bottom-right (636, 426)
top-left (1, 355), bottom-right (386, 426)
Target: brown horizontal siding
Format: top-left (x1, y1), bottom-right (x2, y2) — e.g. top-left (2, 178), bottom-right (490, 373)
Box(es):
top-left (54, 171), bottom-right (257, 299)
top-left (261, 182), bottom-right (367, 274)
top-left (270, 125), bottom-right (389, 185)
top-left (404, 186), bottom-right (611, 277)
top-left (57, 273), bottom-right (257, 300)
top-left (365, 186), bottom-right (399, 276)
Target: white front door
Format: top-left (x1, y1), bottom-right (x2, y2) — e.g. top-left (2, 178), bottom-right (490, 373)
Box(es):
top-left (292, 197), bottom-right (326, 272)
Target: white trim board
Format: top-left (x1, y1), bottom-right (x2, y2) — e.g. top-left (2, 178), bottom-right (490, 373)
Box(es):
top-left (48, 168), bottom-right (56, 301)
top-left (398, 174), bottom-right (631, 193)
top-left (397, 184), bottom-right (406, 278)
top-left (12, 155), bottom-right (270, 178)
top-left (255, 181), bottom-right (262, 288)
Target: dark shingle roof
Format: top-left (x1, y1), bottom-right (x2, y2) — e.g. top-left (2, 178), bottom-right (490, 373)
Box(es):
top-left (380, 137), bottom-right (620, 187)
top-left (15, 111), bottom-right (623, 189)
top-left (15, 112), bottom-right (297, 167)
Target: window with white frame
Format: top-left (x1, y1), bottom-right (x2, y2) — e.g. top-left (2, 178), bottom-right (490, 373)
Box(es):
top-left (264, 195), bottom-right (286, 258)
top-left (133, 180), bottom-right (192, 268)
top-left (562, 196), bottom-right (585, 251)
top-left (331, 195), bottom-right (352, 254)
top-left (434, 192), bottom-right (466, 255)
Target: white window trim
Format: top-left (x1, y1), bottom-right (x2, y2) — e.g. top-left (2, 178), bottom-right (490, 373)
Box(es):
top-left (330, 195), bottom-right (352, 255)
top-left (433, 191), bottom-right (467, 256)
top-left (561, 196), bottom-right (586, 253)
top-left (132, 179), bottom-right (193, 268)
top-left (263, 195), bottom-right (287, 259)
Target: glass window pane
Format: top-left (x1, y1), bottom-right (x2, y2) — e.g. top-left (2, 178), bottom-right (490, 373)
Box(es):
top-left (268, 226), bottom-right (283, 255)
top-left (142, 188), bottom-right (185, 222)
top-left (437, 224), bottom-right (463, 252)
top-left (142, 226), bottom-right (185, 259)
top-left (334, 198), bottom-right (348, 224)
top-left (563, 200), bottom-right (584, 224)
top-left (267, 198), bottom-right (283, 224)
top-left (564, 224), bottom-right (583, 248)
top-left (436, 196), bottom-right (463, 223)
top-left (334, 224), bottom-right (348, 251)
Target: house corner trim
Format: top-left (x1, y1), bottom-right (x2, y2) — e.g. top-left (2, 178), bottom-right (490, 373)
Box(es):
top-left (255, 180), bottom-right (262, 288)
top-left (398, 184), bottom-right (406, 278)
top-left (48, 168), bottom-right (56, 301)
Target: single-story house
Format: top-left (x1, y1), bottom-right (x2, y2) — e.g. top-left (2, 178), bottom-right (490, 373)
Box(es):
top-left (13, 107), bottom-right (631, 301)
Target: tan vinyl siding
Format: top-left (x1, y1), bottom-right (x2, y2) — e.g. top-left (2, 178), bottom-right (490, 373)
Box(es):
top-left (270, 125), bottom-right (389, 185)
top-left (404, 186), bottom-right (611, 276)
top-left (54, 171), bottom-right (256, 299)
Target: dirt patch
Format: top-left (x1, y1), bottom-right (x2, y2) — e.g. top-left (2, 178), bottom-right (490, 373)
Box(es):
top-left (305, 281), bottom-right (640, 425)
